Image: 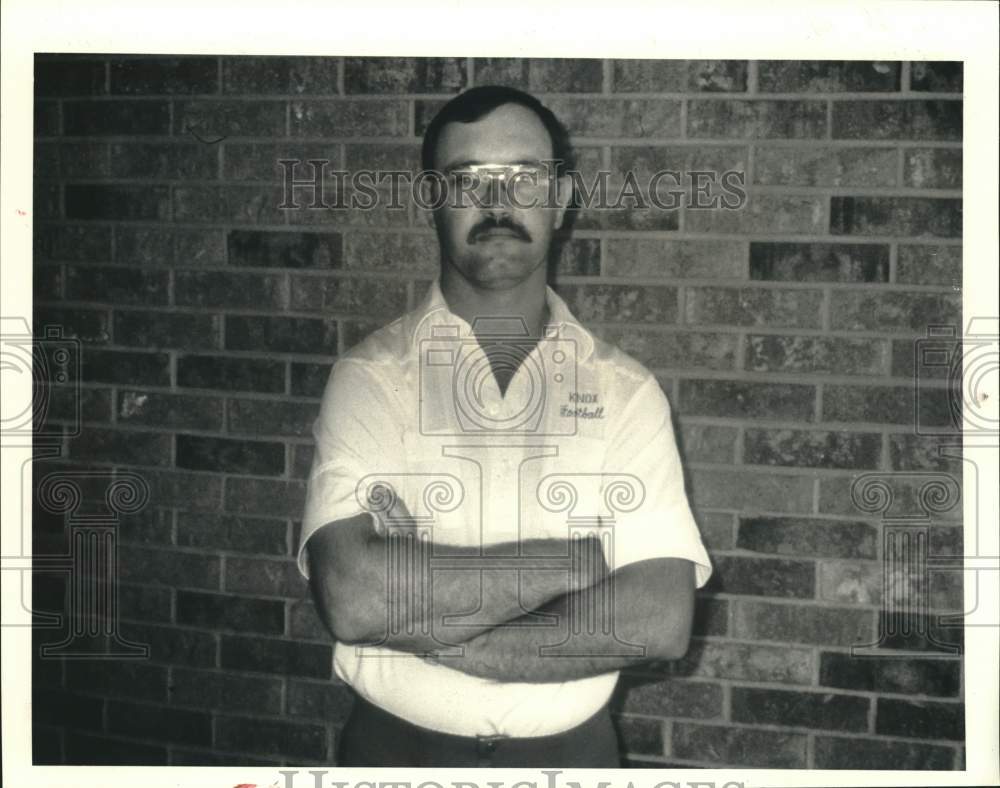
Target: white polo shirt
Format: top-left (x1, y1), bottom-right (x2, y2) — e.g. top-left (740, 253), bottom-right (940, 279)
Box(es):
top-left (297, 278), bottom-right (712, 738)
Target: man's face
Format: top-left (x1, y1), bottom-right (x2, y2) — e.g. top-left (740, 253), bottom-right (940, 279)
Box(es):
top-left (429, 102), bottom-right (568, 291)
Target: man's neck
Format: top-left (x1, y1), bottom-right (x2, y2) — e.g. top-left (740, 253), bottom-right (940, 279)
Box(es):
top-left (439, 266), bottom-right (550, 338)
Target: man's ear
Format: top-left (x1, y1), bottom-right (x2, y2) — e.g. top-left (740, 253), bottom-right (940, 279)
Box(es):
top-left (552, 174), bottom-right (572, 231)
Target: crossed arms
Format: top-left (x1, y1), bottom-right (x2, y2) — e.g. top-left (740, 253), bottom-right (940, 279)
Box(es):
top-left (305, 495), bottom-right (696, 683)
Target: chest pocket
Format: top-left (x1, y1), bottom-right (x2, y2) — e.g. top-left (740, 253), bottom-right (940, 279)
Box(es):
top-left (528, 435), bottom-right (607, 541)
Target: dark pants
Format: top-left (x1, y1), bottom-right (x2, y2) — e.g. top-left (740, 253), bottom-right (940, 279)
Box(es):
top-left (337, 693), bottom-right (621, 767)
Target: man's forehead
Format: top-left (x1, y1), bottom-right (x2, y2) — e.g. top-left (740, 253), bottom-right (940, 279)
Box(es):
top-left (433, 103), bottom-right (554, 170)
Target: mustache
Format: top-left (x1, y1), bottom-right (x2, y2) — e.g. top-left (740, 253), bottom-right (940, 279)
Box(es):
top-left (467, 215), bottom-right (532, 243)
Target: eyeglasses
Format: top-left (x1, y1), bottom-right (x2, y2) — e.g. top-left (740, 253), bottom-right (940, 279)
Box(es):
top-left (440, 163), bottom-right (557, 207)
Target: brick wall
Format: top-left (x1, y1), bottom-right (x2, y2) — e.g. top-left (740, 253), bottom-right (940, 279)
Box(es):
top-left (31, 55), bottom-right (964, 768)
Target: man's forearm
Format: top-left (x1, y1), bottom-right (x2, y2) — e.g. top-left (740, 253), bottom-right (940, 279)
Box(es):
top-left (428, 558), bottom-right (695, 682)
top-left (333, 521), bottom-right (609, 653)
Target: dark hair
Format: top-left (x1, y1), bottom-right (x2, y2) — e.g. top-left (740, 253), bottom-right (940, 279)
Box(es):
top-left (420, 85), bottom-right (575, 175)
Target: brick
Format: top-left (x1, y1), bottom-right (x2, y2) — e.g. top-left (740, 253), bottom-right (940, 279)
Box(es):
top-left (759, 61), bottom-right (900, 92)
top-left (173, 99), bottom-right (285, 138)
top-left (176, 512), bottom-right (288, 555)
top-left (220, 634), bottom-right (331, 679)
top-left (342, 232), bottom-right (438, 273)
top-left (82, 349), bottom-right (170, 386)
top-left (831, 196), bottom-right (961, 238)
top-left (603, 239), bottom-right (746, 279)
top-left (344, 57), bottom-right (466, 94)
top-left (414, 99), bottom-right (448, 136)
top-left (573, 200), bottom-right (679, 232)
top-left (34, 183), bottom-right (60, 219)
top-left (218, 714), bottom-right (329, 760)
top-left (896, 244), bottom-right (961, 286)
top-left (224, 555), bottom-right (306, 597)
top-left (176, 589), bottom-right (285, 634)
top-left (814, 735), bottom-right (956, 769)
top-left (554, 284), bottom-right (677, 324)
top-left (65, 733), bottom-right (167, 765)
top-left (688, 100), bottom-right (826, 138)
top-left (67, 266), bottom-right (169, 307)
top-left (108, 141), bottom-right (217, 179)
top-left (118, 622), bottom-right (217, 667)
top-left (694, 512), bottom-right (734, 550)
top-left (672, 723), bottom-right (807, 768)
top-left (113, 227), bottom-right (174, 266)
top-left (876, 611), bottom-right (964, 653)
top-left (678, 379), bottom-right (815, 420)
top-left (818, 560), bottom-right (882, 605)
top-left (822, 384), bottom-right (952, 426)
top-left (686, 195), bottom-right (826, 234)
top-left (546, 98), bottom-right (683, 138)
top-left (224, 477), bottom-right (306, 519)
top-left (291, 100), bottom-right (409, 137)
top-left (679, 423), bottom-right (738, 463)
top-left (832, 100), bottom-right (961, 140)
top-left (692, 596), bottom-right (729, 636)
top-left (119, 583), bottom-right (173, 622)
top-left (171, 667), bottom-right (283, 714)
top-left (291, 361), bottom-right (332, 398)
top-left (747, 334), bottom-right (887, 377)
top-left (611, 143), bottom-right (747, 182)
top-left (176, 229), bottom-right (227, 266)
top-left (170, 749), bottom-right (279, 766)
top-left (65, 185), bottom-right (170, 221)
top-left (32, 726), bottom-right (62, 763)
top-left (34, 306), bottom-right (110, 344)
top-left (686, 287), bottom-right (822, 329)
top-left (342, 142), bottom-right (420, 172)
top-left (753, 146), bottom-right (897, 187)
top-left (750, 242), bottom-right (889, 283)
top-left (733, 600), bottom-right (875, 646)
top-left (34, 224), bottom-right (112, 263)
top-left (223, 56), bottom-right (339, 94)
top-left (120, 545), bottom-right (221, 589)
top-left (744, 428), bottom-right (881, 470)
top-left (176, 434), bottom-right (285, 476)
top-left (594, 327), bottom-right (735, 371)
top-left (34, 265), bottom-right (62, 300)
top-left (33, 688), bottom-right (104, 728)
top-left (738, 516), bottom-right (878, 559)
top-left (617, 674), bottom-right (722, 719)
top-left (173, 185), bottom-right (286, 225)
top-left (890, 433), bottom-right (963, 472)
top-left (834, 291), bottom-right (961, 333)
top-left (52, 142), bottom-right (111, 178)
top-left (287, 679), bottom-right (353, 724)
top-left (141, 468), bottom-right (225, 511)
top-left (876, 698), bottom-right (964, 740)
top-left (819, 651), bottom-right (961, 696)
top-left (35, 100), bottom-right (60, 134)
top-left (107, 700), bottom-right (213, 746)
top-left (67, 426), bottom-right (170, 466)
top-left (473, 58), bottom-right (603, 92)
top-left (44, 385), bottom-right (112, 424)
top-left (35, 57), bottom-right (107, 96)
top-left (690, 469), bottom-right (815, 513)
top-left (118, 390), bottom-right (223, 430)
top-left (903, 148), bottom-right (962, 189)
top-left (177, 354), bottom-right (285, 394)
top-left (114, 310), bottom-right (219, 350)
top-left (731, 687), bottom-right (869, 731)
top-left (223, 142), bottom-right (340, 182)
top-left (818, 474), bottom-right (961, 520)
top-left (117, 507), bottom-right (173, 546)
top-left (890, 334), bottom-right (959, 380)
top-left (339, 319), bottom-right (385, 351)
top-left (289, 598), bottom-right (329, 640)
top-left (289, 275), bottom-right (408, 317)
top-left (682, 638), bottom-right (817, 684)
top-left (227, 398), bottom-right (317, 437)
top-left (63, 99), bottom-right (171, 135)
top-left (175, 271), bottom-right (285, 309)
top-left (552, 238), bottom-right (601, 277)
top-left (110, 57), bottom-right (217, 94)
top-left (911, 61), bottom-right (963, 92)
top-left (709, 555), bottom-right (815, 598)
top-left (291, 444), bottom-right (313, 478)
top-left (225, 315), bottom-right (336, 355)
top-left (612, 59), bottom-right (747, 92)
top-left (228, 229), bottom-right (342, 269)
top-left (614, 716), bottom-right (664, 756)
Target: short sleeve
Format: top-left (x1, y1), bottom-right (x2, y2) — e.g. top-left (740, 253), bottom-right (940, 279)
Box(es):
top-left (296, 359), bottom-right (402, 580)
top-left (602, 376), bottom-right (713, 587)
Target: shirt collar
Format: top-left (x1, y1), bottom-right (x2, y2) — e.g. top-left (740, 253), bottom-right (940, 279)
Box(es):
top-left (405, 277), bottom-right (596, 361)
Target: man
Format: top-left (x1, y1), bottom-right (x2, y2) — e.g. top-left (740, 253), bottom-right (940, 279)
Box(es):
top-left (296, 85), bottom-right (712, 767)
